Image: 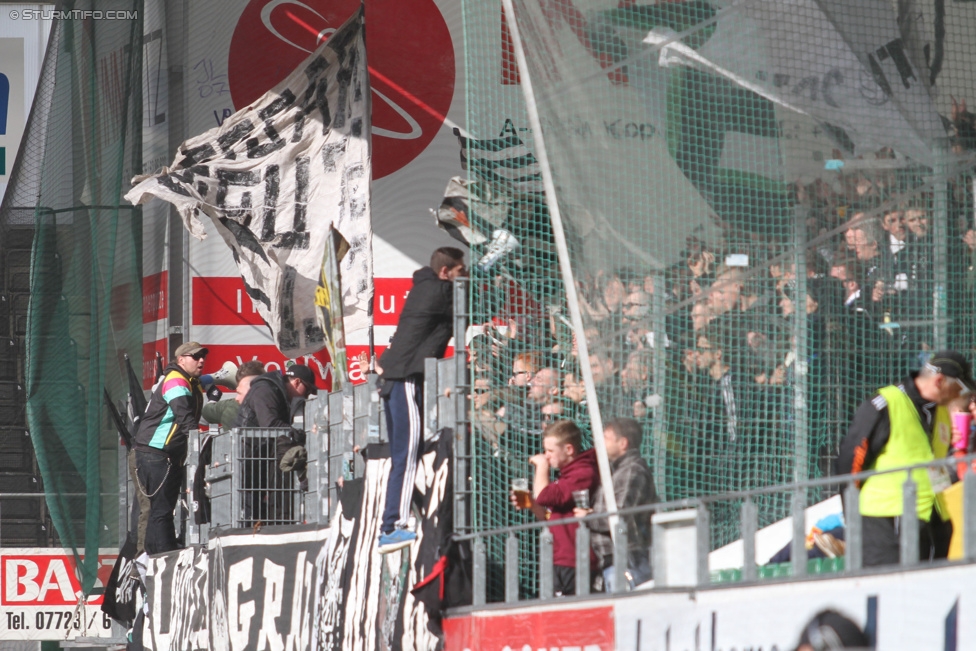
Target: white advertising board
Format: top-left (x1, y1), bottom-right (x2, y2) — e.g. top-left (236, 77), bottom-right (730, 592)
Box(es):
top-left (614, 562), bottom-right (975, 650)
top-left (0, 548), bottom-right (117, 640)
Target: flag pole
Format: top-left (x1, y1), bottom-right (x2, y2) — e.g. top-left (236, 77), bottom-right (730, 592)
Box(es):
top-left (500, 0), bottom-right (619, 536)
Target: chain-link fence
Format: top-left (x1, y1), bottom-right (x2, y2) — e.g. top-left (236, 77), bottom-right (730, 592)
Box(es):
top-left (460, 0), bottom-right (976, 598)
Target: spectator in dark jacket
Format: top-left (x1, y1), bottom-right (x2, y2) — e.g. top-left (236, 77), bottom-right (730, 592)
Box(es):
top-left (377, 247), bottom-right (467, 553)
top-left (234, 364), bottom-right (318, 525)
top-left (512, 420), bottom-right (599, 596)
top-left (132, 342), bottom-right (207, 554)
top-left (202, 359), bottom-right (266, 429)
top-left (235, 364), bottom-right (316, 431)
top-left (575, 418), bottom-right (657, 592)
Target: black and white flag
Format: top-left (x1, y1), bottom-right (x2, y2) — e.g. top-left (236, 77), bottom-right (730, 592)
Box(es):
top-left (126, 8), bottom-right (372, 358)
top-left (454, 127), bottom-right (544, 195)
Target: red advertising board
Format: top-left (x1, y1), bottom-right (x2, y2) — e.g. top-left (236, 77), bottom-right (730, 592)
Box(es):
top-left (373, 277), bottom-right (413, 326)
top-left (191, 276), bottom-right (266, 326)
top-left (193, 275), bottom-right (414, 328)
top-left (203, 343), bottom-right (334, 390)
top-left (0, 549), bottom-right (116, 640)
top-left (443, 606), bottom-right (615, 651)
top-left (142, 270), bottom-right (167, 324)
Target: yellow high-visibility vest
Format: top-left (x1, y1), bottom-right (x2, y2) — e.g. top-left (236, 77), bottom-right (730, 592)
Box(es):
top-left (859, 385), bottom-right (951, 521)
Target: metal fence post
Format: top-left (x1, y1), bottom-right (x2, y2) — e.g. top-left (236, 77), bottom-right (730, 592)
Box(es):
top-left (844, 482), bottom-right (862, 572)
top-left (185, 428), bottom-right (202, 545)
top-left (965, 469), bottom-right (976, 561)
top-left (576, 524), bottom-right (591, 596)
top-left (791, 489), bottom-right (807, 578)
top-left (612, 520), bottom-right (629, 593)
top-left (353, 382), bottom-right (370, 464)
top-left (424, 357), bottom-right (438, 440)
top-left (900, 475), bottom-right (919, 567)
top-left (366, 373), bottom-right (381, 445)
top-left (696, 505), bottom-right (710, 586)
top-left (506, 532), bottom-right (520, 603)
top-left (118, 442), bottom-right (129, 548)
top-left (329, 390), bottom-right (348, 488)
top-left (473, 536), bottom-right (486, 606)
top-left (342, 385), bottom-right (360, 478)
top-left (205, 431), bottom-right (233, 529)
top-left (741, 498), bottom-right (757, 581)
top-left (540, 526), bottom-right (554, 599)
top-left (437, 358), bottom-right (456, 435)
top-left (453, 277), bottom-right (470, 534)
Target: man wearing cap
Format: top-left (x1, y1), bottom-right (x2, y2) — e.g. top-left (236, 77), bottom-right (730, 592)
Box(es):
top-left (132, 342), bottom-right (208, 554)
top-left (235, 363), bottom-right (318, 524)
top-left (235, 363), bottom-right (317, 428)
top-left (376, 247), bottom-right (467, 553)
top-left (837, 350), bottom-right (976, 566)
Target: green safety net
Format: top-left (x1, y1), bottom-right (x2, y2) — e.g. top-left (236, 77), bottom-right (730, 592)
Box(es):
top-left (0, 1), bottom-right (143, 594)
top-left (460, 0), bottom-right (976, 599)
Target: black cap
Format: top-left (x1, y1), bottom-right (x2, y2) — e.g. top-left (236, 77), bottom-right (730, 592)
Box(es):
top-left (926, 350), bottom-right (976, 392)
top-left (285, 364), bottom-right (318, 395)
top-left (796, 609), bottom-right (870, 650)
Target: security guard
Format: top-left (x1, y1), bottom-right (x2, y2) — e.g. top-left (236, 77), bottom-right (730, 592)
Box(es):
top-left (837, 350), bottom-right (976, 566)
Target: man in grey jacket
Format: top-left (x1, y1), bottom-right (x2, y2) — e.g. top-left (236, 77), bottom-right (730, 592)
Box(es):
top-left (575, 417), bottom-right (657, 591)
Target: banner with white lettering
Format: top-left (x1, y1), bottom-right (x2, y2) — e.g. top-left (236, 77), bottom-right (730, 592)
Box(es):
top-left (126, 8), bottom-right (372, 358)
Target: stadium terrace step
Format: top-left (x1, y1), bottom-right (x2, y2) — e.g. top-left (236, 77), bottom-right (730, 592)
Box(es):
top-left (712, 558), bottom-right (846, 584)
top-left (0, 471), bottom-right (40, 493)
top-left (0, 428), bottom-right (34, 472)
top-left (0, 519), bottom-right (49, 547)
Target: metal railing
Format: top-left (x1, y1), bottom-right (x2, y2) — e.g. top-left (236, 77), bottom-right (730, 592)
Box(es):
top-left (452, 454), bottom-right (976, 608)
top-left (182, 360), bottom-right (468, 541)
top-left (111, 277), bottom-right (472, 546)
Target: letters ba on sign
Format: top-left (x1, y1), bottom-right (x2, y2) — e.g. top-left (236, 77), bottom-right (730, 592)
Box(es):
top-left (1, 549), bottom-right (117, 640)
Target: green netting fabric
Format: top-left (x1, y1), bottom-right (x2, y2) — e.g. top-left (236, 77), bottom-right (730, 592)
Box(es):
top-left (462, 0), bottom-right (976, 597)
top-left (0, 2), bottom-right (143, 594)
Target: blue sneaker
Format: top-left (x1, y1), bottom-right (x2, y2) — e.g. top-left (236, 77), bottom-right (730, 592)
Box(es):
top-left (378, 528), bottom-right (416, 554)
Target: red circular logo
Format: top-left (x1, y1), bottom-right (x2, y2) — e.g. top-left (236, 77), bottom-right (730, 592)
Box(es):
top-left (229, 0), bottom-right (456, 180)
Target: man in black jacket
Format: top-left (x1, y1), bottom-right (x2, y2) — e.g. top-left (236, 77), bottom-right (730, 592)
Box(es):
top-left (235, 364), bottom-right (318, 524)
top-left (235, 364), bottom-right (317, 429)
top-left (377, 247), bottom-right (466, 553)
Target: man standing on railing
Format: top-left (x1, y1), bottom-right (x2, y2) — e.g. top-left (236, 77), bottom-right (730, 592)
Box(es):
top-left (132, 342), bottom-right (207, 554)
top-left (837, 350), bottom-right (976, 567)
top-left (512, 419), bottom-right (599, 596)
top-left (377, 247), bottom-right (467, 554)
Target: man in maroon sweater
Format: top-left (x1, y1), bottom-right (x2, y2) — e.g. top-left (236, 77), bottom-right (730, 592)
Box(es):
top-left (512, 420), bottom-right (599, 596)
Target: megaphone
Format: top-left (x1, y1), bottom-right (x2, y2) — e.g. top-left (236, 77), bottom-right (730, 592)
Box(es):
top-left (201, 361), bottom-right (239, 391)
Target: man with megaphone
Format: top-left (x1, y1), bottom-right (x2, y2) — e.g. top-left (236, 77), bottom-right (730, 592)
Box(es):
top-left (131, 342), bottom-right (208, 554)
top-left (201, 360), bottom-right (266, 429)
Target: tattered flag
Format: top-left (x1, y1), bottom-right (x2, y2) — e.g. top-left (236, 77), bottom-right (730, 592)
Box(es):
top-left (125, 9), bottom-right (373, 358)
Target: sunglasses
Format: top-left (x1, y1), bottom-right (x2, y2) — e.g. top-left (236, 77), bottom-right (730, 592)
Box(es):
top-left (182, 352), bottom-right (206, 361)
top-left (952, 377), bottom-right (971, 396)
